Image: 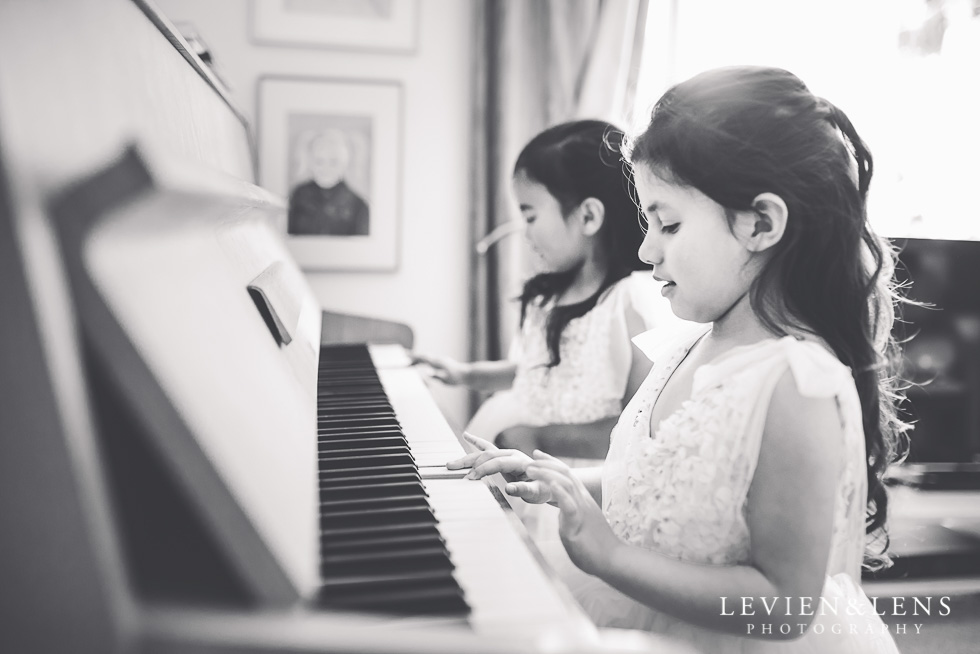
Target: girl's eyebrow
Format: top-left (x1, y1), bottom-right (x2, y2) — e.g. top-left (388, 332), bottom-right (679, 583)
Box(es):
top-left (643, 203), bottom-right (666, 224)
top-left (519, 204), bottom-right (534, 211)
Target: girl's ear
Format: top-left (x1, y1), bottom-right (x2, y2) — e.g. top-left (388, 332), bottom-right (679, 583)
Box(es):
top-left (576, 197), bottom-right (606, 236)
top-left (734, 192), bottom-right (787, 252)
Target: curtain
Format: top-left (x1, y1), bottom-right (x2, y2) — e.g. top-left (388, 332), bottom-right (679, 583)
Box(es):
top-left (467, 0), bottom-right (649, 415)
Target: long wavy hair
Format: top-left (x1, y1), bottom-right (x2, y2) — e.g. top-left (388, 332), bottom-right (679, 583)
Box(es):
top-left (514, 120), bottom-right (648, 368)
top-left (627, 66), bottom-right (909, 569)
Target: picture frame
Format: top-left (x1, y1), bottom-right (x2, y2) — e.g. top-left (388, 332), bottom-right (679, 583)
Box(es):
top-left (257, 77), bottom-right (402, 271)
top-left (250, 0), bottom-right (419, 53)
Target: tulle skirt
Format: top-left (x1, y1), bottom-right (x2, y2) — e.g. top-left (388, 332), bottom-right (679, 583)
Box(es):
top-left (541, 540), bottom-right (900, 654)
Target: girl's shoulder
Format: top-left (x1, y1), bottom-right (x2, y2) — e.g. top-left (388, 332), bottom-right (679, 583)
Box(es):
top-left (693, 336), bottom-right (853, 400)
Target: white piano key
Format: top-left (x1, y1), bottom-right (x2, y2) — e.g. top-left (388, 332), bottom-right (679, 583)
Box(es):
top-left (373, 351), bottom-right (466, 475)
top-left (367, 344), bottom-right (413, 369)
top-left (423, 478), bottom-right (594, 638)
top-left (361, 346), bottom-right (597, 642)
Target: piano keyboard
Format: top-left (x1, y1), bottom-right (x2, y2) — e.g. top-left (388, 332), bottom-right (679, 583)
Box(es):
top-left (315, 344), bottom-right (469, 616)
top-left (314, 343), bottom-right (597, 640)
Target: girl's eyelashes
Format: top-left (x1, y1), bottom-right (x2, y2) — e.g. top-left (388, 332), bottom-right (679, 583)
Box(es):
top-left (660, 223), bottom-right (679, 234)
top-left (523, 214), bottom-right (536, 224)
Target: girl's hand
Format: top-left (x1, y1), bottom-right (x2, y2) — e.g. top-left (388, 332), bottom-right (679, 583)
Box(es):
top-left (410, 352), bottom-right (470, 386)
top-left (447, 432), bottom-right (553, 504)
top-left (526, 450), bottom-right (621, 577)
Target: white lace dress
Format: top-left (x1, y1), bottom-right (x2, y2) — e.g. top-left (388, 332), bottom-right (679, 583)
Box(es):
top-left (556, 327), bottom-right (900, 653)
top-left (464, 274), bottom-right (675, 540)
top-left (464, 272), bottom-right (672, 443)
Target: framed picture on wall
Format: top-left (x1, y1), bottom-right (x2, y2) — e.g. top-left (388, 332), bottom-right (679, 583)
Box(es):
top-left (258, 77), bottom-right (402, 271)
top-left (250, 0), bottom-right (419, 53)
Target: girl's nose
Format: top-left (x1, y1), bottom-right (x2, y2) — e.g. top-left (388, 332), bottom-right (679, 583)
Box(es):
top-left (637, 228), bottom-right (662, 266)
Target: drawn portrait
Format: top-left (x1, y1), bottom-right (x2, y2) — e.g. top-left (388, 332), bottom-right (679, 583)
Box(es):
top-left (259, 77), bottom-right (401, 271)
top-left (286, 117), bottom-right (373, 236)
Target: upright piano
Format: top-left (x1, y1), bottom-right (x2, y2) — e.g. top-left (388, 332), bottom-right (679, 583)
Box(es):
top-left (0, 1), bottom-right (690, 653)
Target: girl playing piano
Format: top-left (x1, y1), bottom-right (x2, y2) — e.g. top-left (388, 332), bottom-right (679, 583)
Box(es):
top-left (415, 119), bottom-right (674, 461)
top-left (452, 67), bottom-right (905, 653)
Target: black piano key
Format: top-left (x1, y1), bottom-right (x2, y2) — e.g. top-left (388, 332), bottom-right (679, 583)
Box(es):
top-left (318, 422), bottom-right (401, 435)
top-left (320, 527), bottom-right (445, 555)
top-left (317, 436), bottom-right (408, 451)
top-left (315, 343), bottom-right (469, 616)
top-left (320, 501), bottom-right (428, 518)
top-left (320, 497), bottom-right (430, 519)
top-left (317, 433), bottom-right (404, 444)
top-left (319, 472), bottom-right (420, 492)
top-left (317, 412), bottom-right (399, 422)
top-left (316, 372), bottom-right (380, 380)
top-left (320, 480), bottom-right (426, 502)
top-left (319, 464), bottom-right (419, 481)
top-left (318, 406), bottom-right (395, 417)
top-left (318, 407), bottom-right (394, 417)
top-left (318, 417), bottom-right (397, 426)
top-left (317, 406), bottom-right (401, 422)
top-left (320, 482), bottom-right (426, 500)
top-left (317, 393), bottom-right (389, 403)
top-left (318, 567), bottom-right (457, 592)
top-left (315, 383), bottom-right (382, 390)
top-left (320, 504), bottom-right (435, 529)
top-left (328, 586), bottom-right (470, 616)
top-left (321, 522), bottom-right (441, 546)
top-left (317, 573), bottom-right (468, 615)
top-left (317, 426), bottom-right (404, 438)
top-left (317, 447), bottom-right (412, 462)
top-left (321, 546), bottom-right (454, 577)
top-left (321, 543), bottom-right (449, 565)
top-left (317, 382), bottom-right (381, 389)
top-left (317, 434), bottom-right (406, 447)
top-left (320, 497), bottom-right (429, 513)
top-left (320, 517), bottom-right (440, 541)
top-left (322, 453), bottom-right (415, 470)
top-left (316, 398), bottom-right (391, 408)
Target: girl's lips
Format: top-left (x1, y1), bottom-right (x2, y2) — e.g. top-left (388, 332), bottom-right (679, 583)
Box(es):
top-left (661, 281), bottom-right (676, 296)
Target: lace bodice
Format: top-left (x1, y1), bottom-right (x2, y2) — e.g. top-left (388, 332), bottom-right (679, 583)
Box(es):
top-left (602, 328), bottom-right (868, 579)
top-left (466, 274), bottom-right (674, 441)
top-left (508, 278), bottom-right (635, 425)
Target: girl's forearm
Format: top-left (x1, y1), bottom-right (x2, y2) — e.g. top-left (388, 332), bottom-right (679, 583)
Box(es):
top-left (599, 544), bottom-right (817, 639)
top-left (534, 417), bottom-right (617, 458)
top-left (463, 361), bottom-right (516, 392)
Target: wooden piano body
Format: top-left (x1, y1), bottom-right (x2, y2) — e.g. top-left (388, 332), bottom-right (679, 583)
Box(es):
top-left (0, 2), bottom-right (693, 653)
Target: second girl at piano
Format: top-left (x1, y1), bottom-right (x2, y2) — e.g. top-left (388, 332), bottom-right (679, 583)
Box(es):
top-left (414, 119), bottom-right (675, 463)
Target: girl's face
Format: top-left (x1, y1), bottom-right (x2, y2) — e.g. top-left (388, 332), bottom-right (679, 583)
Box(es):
top-left (634, 164), bottom-right (757, 323)
top-left (512, 171), bottom-right (587, 273)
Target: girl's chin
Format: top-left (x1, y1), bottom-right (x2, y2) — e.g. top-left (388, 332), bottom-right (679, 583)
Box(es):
top-left (665, 301), bottom-right (700, 323)
top-left (530, 259), bottom-right (561, 274)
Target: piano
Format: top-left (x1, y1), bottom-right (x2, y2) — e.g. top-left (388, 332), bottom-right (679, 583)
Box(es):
top-left (0, 2), bottom-right (691, 653)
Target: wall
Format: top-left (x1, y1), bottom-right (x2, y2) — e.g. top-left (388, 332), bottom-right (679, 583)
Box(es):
top-left (155, 0), bottom-right (475, 427)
